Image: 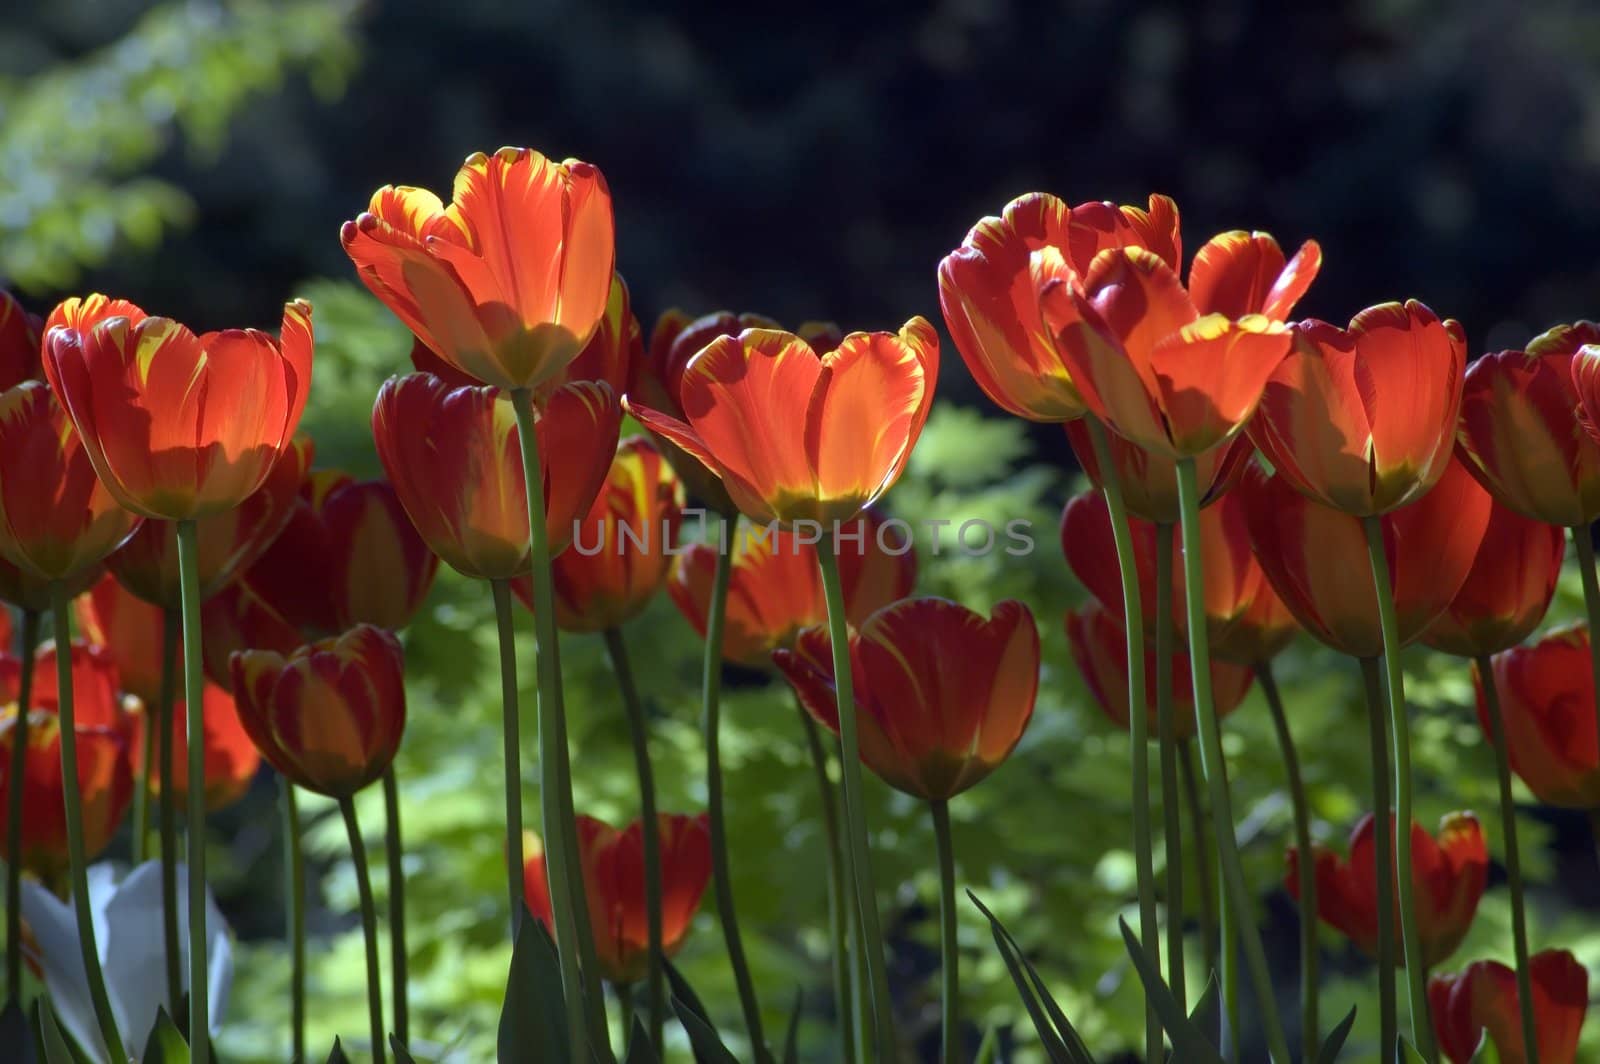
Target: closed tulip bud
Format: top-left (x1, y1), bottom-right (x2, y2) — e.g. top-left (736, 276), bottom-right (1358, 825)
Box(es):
top-left (0, 710), bottom-right (132, 880)
top-left (134, 683), bottom-right (260, 812)
top-left (1431, 950), bottom-right (1588, 1064)
top-left (1474, 625), bottom-right (1600, 807)
top-left (1573, 342), bottom-right (1600, 448)
top-left (230, 625), bottom-right (406, 799)
top-left (76, 574), bottom-right (175, 705)
top-left (0, 290), bottom-right (42, 390)
top-left (776, 598), bottom-right (1039, 801)
top-left (42, 295), bottom-right (313, 520)
top-left (1064, 419), bottom-right (1252, 524)
top-left (1286, 812), bottom-right (1487, 970)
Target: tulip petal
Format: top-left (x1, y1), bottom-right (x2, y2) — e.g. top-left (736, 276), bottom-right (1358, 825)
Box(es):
top-left (1187, 231), bottom-right (1288, 318)
top-left (805, 330), bottom-right (928, 516)
top-left (1148, 313), bottom-right (1291, 454)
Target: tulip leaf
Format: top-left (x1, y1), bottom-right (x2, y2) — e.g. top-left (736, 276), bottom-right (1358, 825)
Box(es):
top-left (1118, 917), bottom-right (1226, 1064)
top-left (1, 1000), bottom-right (38, 1064)
top-left (32, 1000), bottom-right (76, 1064)
top-left (499, 910), bottom-right (571, 1063)
top-left (780, 988), bottom-right (802, 1064)
top-left (390, 1034), bottom-right (419, 1064)
top-left (140, 1008), bottom-right (191, 1064)
top-left (326, 1036), bottom-right (351, 1063)
top-left (1179, 975), bottom-right (1223, 1058)
top-left (1397, 1037), bottom-right (1429, 1063)
top-left (664, 961), bottom-right (742, 1064)
top-left (968, 890), bottom-right (1090, 1063)
top-left (621, 1016), bottom-right (659, 1064)
top-left (1315, 1003), bottom-right (1358, 1064)
top-left (974, 1027), bottom-right (999, 1064)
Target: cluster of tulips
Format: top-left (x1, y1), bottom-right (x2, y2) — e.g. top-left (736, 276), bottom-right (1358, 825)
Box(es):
top-left (0, 143), bottom-right (1596, 1064)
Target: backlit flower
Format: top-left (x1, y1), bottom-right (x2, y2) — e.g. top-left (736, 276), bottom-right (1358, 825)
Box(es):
top-left (1431, 950), bottom-right (1588, 1064)
top-left (1473, 625), bottom-right (1600, 807)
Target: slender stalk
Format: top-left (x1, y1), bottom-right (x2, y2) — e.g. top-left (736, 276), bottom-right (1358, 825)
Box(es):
top-left (175, 519), bottom-right (211, 1063)
top-left (603, 627), bottom-right (665, 1050)
top-left (4, 608), bottom-right (38, 1004)
top-left (489, 580), bottom-right (526, 929)
top-left (1084, 418), bottom-right (1161, 1057)
top-left (930, 799), bottom-right (959, 1064)
top-left (1154, 521), bottom-right (1185, 1011)
top-left (796, 702), bottom-right (854, 1064)
top-left (1175, 457), bottom-right (1290, 1062)
top-left (50, 583), bottom-right (126, 1062)
top-left (1361, 516), bottom-right (1435, 1060)
top-left (382, 768), bottom-right (409, 1045)
top-left (699, 511), bottom-right (768, 1060)
top-left (817, 544), bottom-right (898, 1061)
top-left (1360, 656), bottom-right (1397, 1058)
top-left (282, 780), bottom-right (305, 1063)
top-left (130, 608), bottom-right (160, 864)
top-left (1216, 749), bottom-right (1238, 1060)
top-left (157, 606), bottom-right (182, 1015)
top-left (1571, 526), bottom-right (1600, 770)
top-left (340, 798), bottom-right (386, 1064)
top-left (1178, 739), bottom-right (1216, 981)
top-left (1475, 657), bottom-right (1539, 1064)
top-left (1259, 660), bottom-right (1318, 1060)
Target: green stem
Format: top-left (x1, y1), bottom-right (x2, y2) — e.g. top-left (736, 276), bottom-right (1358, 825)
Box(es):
top-left (1084, 419), bottom-right (1161, 1057)
top-left (157, 606), bottom-right (182, 1017)
top-left (1475, 657), bottom-right (1539, 1064)
top-left (340, 798), bottom-right (386, 1064)
top-left (1259, 660), bottom-right (1318, 1060)
top-left (603, 627), bottom-right (664, 1051)
top-left (489, 580), bottom-right (526, 930)
top-left (50, 582), bottom-right (126, 1063)
top-left (282, 780), bottom-right (305, 1063)
top-left (5, 608), bottom-right (38, 1004)
top-left (1178, 739), bottom-right (1217, 984)
top-left (1361, 516), bottom-right (1435, 1061)
top-left (1175, 457), bottom-right (1290, 1063)
top-left (1217, 757), bottom-right (1238, 1061)
top-left (130, 609), bottom-right (158, 865)
top-left (700, 512), bottom-right (769, 1060)
top-left (508, 388), bottom-right (598, 1063)
top-left (816, 544), bottom-right (898, 1062)
top-left (1571, 526), bottom-right (1600, 771)
top-left (1154, 521), bottom-right (1185, 1012)
top-left (930, 799), bottom-right (959, 1064)
top-left (382, 768), bottom-right (408, 1045)
top-left (797, 702), bottom-right (854, 1064)
top-left (1360, 656), bottom-right (1397, 1058)
top-left (175, 519), bottom-right (211, 1064)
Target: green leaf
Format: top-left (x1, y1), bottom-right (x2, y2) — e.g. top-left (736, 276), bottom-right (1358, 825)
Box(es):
top-left (1, 1000), bottom-right (37, 1064)
top-left (1316, 1004), bottom-right (1358, 1064)
top-left (32, 1001), bottom-right (76, 1064)
top-left (390, 1034), bottom-right (419, 1064)
top-left (1118, 917), bottom-right (1225, 1064)
top-left (621, 1016), bottom-right (659, 1064)
top-left (974, 1027), bottom-right (999, 1064)
top-left (780, 988), bottom-right (802, 1064)
top-left (664, 961), bottom-right (742, 1064)
top-left (326, 1036), bottom-right (351, 1063)
top-left (499, 912), bottom-right (572, 1063)
top-left (968, 890), bottom-right (1086, 1063)
top-left (1397, 1037), bottom-right (1429, 1064)
top-left (1186, 975), bottom-right (1223, 1056)
top-left (141, 1009), bottom-right (191, 1064)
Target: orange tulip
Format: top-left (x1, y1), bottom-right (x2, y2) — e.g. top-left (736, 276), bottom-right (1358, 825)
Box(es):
top-left (230, 625), bottom-right (405, 799)
top-left (1432, 950), bottom-right (1588, 1064)
top-left (1238, 460), bottom-right (1489, 658)
top-left (1572, 340), bottom-right (1600, 448)
top-left (42, 295), bottom-right (313, 520)
top-left (1255, 302), bottom-right (1464, 517)
top-left (341, 147), bottom-right (615, 391)
top-left (774, 597), bottom-right (1038, 801)
top-left (1066, 601), bottom-right (1253, 741)
top-left (16, 642), bottom-right (131, 731)
top-left (1064, 419), bottom-right (1252, 524)
top-left (372, 373), bottom-right (620, 581)
top-left (75, 574), bottom-right (172, 704)
top-left (0, 381), bottom-right (141, 581)
top-left (0, 290), bottom-right (42, 390)
top-left (199, 579), bottom-right (303, 692)
top-left (627, 319), bottom-right (939, 526)
top-left (668, 512), bottom-right (916, 667)
top-left (1456, 323), bottom-right (1600, 526)
top-left (1286, 812), bottom-right (1487, 969)
top-left (523, 813), bottom-right (711, 985)
top-left (1474, 625), bottom-right (1600, 807)
top-left (0, 709), bottom-right (132, 880)
top-left (133, 682), bottom-right (260, 812)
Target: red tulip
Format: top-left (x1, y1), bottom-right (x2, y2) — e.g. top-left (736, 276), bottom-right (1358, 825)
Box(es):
top-left (1250, 301), bottom-right (1467, 516)
top-left (1285, 812), bottom-right (1487, 969)
top-left (42, 295), bottom-right (314, 520)
top-left (523, 812), bottom-right (711, 984)
top-left (1573, 341), bottom-right (1600, 448)
top-left (373, 373), bottom-right (620, 581)
top-left (1064, 420), bottom-right (1252, 524)
top-left (230, 625), bottom-right (406, 798)
top-left (1238, 459), bottom-right (1489, 658)
top-left (199, 579), bottom-right (304, 692)
top-left (342, 147), bottom-right (614, 391)
top-left (1457, 323), bottom-right (1600, 526)
top-left (627, 319), bottom-right (939, 526)
top-left (15, 642), bottom-right (131, 731)
top-left (0, 381), bottom-right (141, 581)
top-left (1474, 625), bottom-right (1600, 807)
top-left (668, 512), bottom-right (916, 667)
top-left (0, 709), bottom-right (132, 880)
top-left (133, 682), bottom-right (260, 812)
top-left (0, 290), bottom-right (42, 390)
top-left (75, 574), bottom-right (172, 704)
top-left (1431, 950), bottom-right (1588, 1064)
top-left (0, 560), bottom-right (97, 614)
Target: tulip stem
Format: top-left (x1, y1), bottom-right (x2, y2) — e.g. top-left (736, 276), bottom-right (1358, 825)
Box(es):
top-left (489, 579), bottom-right (526, 930)
top-left (157, 605), bottom-right (182, 1016)
top-left (1178, 739), bottom-right (1217, 982)
top-left (340, 797), bottom-right (386, 1064)
top-left (1085, 417), bottom-right (1161, 1057)
top-left (176, 519), bottom-right (211, 1064)
top-left (1259, 660), bottom-right (1318, 1060)
top-left (795, 700), bottom-right (855, 1064)
top-left (1175, 457), bottom-right (1290, 1063)
top-left (603, 626), bottom-right (665, 1051)
top-left (1361, 515), bottom-right (1435, 1061)
top-left (4, 608), bottom-right (38, 1005)
top-left (49, 582), bottom-right (126, 1063)
top-left (131, 608), bottom-right (155, 864)
top-left (817, 542), bottom-right (899, 1062)
top-left (1475, 657), bottom-right (1539, 1064)
top-left (382, 767), bottom-right (409, 1045)
top-left (1359, 655), bottom-right (1398, 1057)
top-left (930, 799), bottom-right (959, 1064)
top-left (282, 780), bottom-right (305, 1064)
top-left (701, 511), bottom-right (770, 1060)
top-left (509, 387), bottom-right (607, 1064)
top-left (1154, 521), bottom-right (1185, 1012)
top-left (1571, 525), bottom-right (1600, 770)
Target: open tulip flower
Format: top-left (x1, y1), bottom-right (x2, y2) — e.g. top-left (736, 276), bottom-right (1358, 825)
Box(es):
top-left (1285, 812), bottom-right (1487, 970)
top-left (0, 708), bottom-right (132, 882)
top-left (626, 318), bottom-right (939, 526)
top-left (1063, 419), bottom-right (1252, 524)
top-left (0, 289), bottom-right (42, 389)
top-left (0, 381), bottom-right (141, 582)
top-left (133, 682), bottom-right (260, 812)
top-left (1239, 459), bottom-right (1489, 658)
top-left (1457, 322), bottom-right (1600, 526)
top-left (774, 597), bottom-right (1039, 801)
top-left (342, 147), bottom-right (615, 392)
top-left (1474, 625), bottom-right (1600, 807)
top-left (523, 813), bottom-right (711, 986)
top-left (373, 372), bottom-right (620, 580)
top-left (1431, 949), bottom-right (1588, 1064)
top-left (42, 295), bottom-right (314, 521)
top-left (230, 625), bottom-right (406, 799)
top-left (669, 511), bottom-right (917, 667)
